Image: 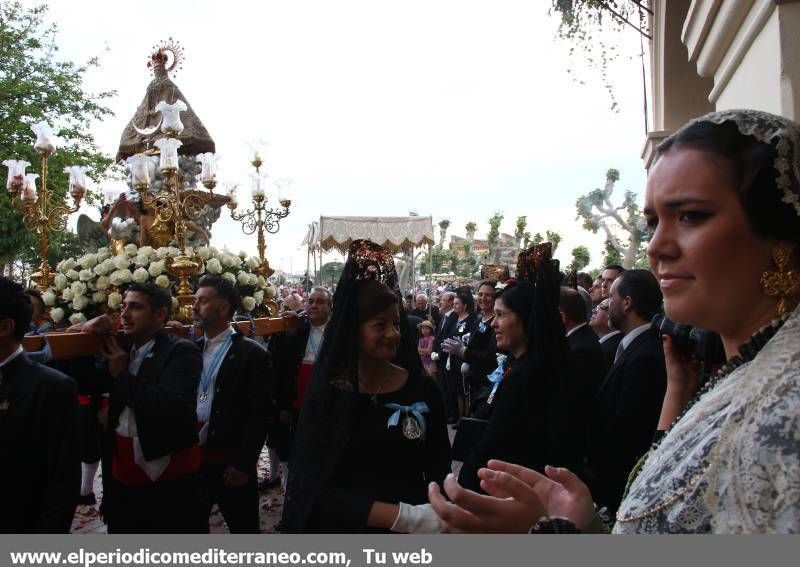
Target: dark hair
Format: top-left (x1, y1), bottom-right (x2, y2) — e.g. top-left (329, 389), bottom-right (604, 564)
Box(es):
top-left (124, 282), bottom-right (172, 316)
top-left (0, 277), bottom-right (33, 341)
top-left (576, 272), bottom-right (593, 290)
top-left (310, 286), bottom-right (333, 306)
top-left (559, 286), bottom-right (587, 324)
top-left (24, 289), bottom-right (45, 314)
top-left (495, 282), bottom-right (533, 332)
top-left (658, 120), bottom-right (800, 243)
top-left (615, 269), bottom-right (663, 321)
top-left (603, 264), bottom-right (626, 275)
top-left (477, 279), bottom-right (497, 292)
top-left (198, 274), bottom-right (241, 317)
top-left (359, 280), bottom-right (400, 322)
top-left (454, 290), bottom-right (475, 313)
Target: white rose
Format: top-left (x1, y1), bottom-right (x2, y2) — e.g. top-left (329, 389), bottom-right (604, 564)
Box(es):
top-left (72, 294), bottom-right (89, 311)
top-left (70, 281), bottom-right (87, 296)
top-left (109, 269), bottom-right (132, 286)
top-left (248, 274), bottom-right (258, 286)
top-left (156, 247), bottom-right (171, 259)
top-left (257, 276), bottom-right (266, 288)
top-left (78, 253), bottom-right (98, 269)
top-left (148, 261), bottom-right (165, 277)
top-left (96, 247), bottom-right (111, 261)
top-left (137, 246), bottom-right (154, 257)
top-left (237, 271), bottom-right (251, 286)
top-left (92, 291), bottom-right (107, 304)
top-left (155, 274), bottom-right (171, 288)
top-left (239, 250), bottom-right (248, 259)
top-left (221, 254), bottom-right (238, 268)
top-left (242, 296), bottom-right (256, 312)
top-left (132, 267), bottom-right (149, 283)
top-left (61, 288), bottom-right (74, 301)
top-left (93, 262), bottom-right (108, 276)
top-left (254, 290), bottom-right (264, 304)
top-left (246, 256), bottom-right (260, 269)
top-left (62, 258), bottom-right (77, 272)
top-left (222, 272), bottom-right (236, 284)
top-left (134, 254), bottom-right (150, 267)
top-left (124, 243), bottom-right (139, 256)
top-left (51, 307), bottom-right (65, 324)
top-left (168, 246), bottom-right (181, 257)
top-left (69, 312), bottom-right (87, 325)
top-left (43, 290), bottom-right (56, 306)
top-left (95, 275), bottom-right (110, 290)
top-left (79, 269), bottom-right (93, 282)
top-left (206, 258), bottom-right (222, 274)
top-left (107, 292), bottom-right (122, 309)
top-left (56, 260), bottom-right (67, 272)
top-left (171, 297), bottom-right (179, 311)
top-left (54, 273), bottom-right (68, 291)
top-left (113, 254), bottom-right (130, 270)
top-left (197, 246), bottom-right (212, 260)
top-left (66, 269), bottom-right (80, 281)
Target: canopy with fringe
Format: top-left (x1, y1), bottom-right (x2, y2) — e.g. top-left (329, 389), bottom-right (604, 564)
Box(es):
top-left (318, 216), bottom-right (434, 253)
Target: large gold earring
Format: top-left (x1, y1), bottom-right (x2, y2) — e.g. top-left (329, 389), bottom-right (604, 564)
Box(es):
top-left (760, 243), bottom-right (800, 317)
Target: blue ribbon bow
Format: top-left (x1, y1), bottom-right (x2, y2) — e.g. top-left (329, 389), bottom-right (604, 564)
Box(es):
top-left (385, 402), bottom-right (430, 440)
top-left (486, 358), bottom-right (507, 400)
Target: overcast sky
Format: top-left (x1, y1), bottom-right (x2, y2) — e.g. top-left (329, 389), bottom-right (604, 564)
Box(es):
top-left (37, 0), bottom-right (651, 274)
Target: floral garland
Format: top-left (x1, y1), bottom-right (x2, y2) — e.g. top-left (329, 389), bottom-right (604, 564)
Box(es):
top-left (43, 243), bottom-right (273, 326)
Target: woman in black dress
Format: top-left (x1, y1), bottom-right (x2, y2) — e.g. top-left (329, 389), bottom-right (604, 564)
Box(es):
top-left (282, 240), bottom-right (451, 533)
top-left (441, 290), bottom-right (478, 420)
top-left (457, 244), bottom-right (583, 493)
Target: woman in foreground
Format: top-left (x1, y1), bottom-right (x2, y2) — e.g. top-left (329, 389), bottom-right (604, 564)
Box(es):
top-left (429, 109), bottom-right (800, 534)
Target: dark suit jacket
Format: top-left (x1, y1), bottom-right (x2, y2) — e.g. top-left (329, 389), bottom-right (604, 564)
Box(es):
top-left (105, 331), bottom-right (202, 465)
top-left (197, 333), bottom-right (276, 473)
top-left (599, 331), bottom-right (623, 370)
top-left (0, 352), bottom-right (80, 533)
top-left (433, 311), bottom-right (457, 355)
top-left (568, 324), bottom-right (607, 405)
top-left (584, 327), bottom-right (667, 514)
top-left (269, 320), bottom-right (311, 413)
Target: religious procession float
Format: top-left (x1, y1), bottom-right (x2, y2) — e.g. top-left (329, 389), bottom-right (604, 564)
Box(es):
top-left (3, 40), bottom-right (299, 358)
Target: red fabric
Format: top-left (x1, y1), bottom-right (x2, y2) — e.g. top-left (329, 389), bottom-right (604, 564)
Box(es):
top-left (294, 363), bottom-right (314, 410)
top-left (112, 434), bottom-right (200, 486)
top-left (78, 395), bottom-right (93, 407)
top-left (196, 422), bottom-right (236, 464)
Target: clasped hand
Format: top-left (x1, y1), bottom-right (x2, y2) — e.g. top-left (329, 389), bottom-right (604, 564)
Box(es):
top-left (441, 338), bottom-right (466, 358)
top-left (427, 460), bottom-right (595, 533)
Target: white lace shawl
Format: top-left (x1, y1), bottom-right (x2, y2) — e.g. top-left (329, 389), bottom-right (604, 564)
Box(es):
top-left (614, 305), bottom-right (800, 534)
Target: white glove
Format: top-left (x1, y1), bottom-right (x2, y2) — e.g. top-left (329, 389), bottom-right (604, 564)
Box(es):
top-left (391, 502), bottom-right (443, 534)
top-left (441, 338), bottom-right (466, 358)
top-left (430, 351), bottom-right (439, 362)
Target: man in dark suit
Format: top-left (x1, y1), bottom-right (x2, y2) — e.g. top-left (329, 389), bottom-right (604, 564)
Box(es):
top-left (82, 283), bottom-right (205, 533)
top-left (268, 286), bottom-right (332, 493)
top-left (192, 275), bottom-right (275, 533)
top-left (432, 291), bottom-right (458, 423)
top-left (560, 286), bottom-right (606, 410)
top-left (583, 269), bottom-right (666, 516)
top-left (0, 277), bottom-right (80, 533)
top-left (409, 293), bottom-right (440, 327)
top-left (590, 297), bottom-right (623, 369)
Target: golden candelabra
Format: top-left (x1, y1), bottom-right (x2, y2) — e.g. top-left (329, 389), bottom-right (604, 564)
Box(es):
top-left (5, 150), bottom-right (85, 290)
top-left (133, 164), bottom-right (219, 322)
top-left (228, 162), bottom-right (292, 279)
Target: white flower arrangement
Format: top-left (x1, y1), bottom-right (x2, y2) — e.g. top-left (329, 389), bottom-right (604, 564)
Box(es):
top-left (44, 243), bottom-right (271, 325)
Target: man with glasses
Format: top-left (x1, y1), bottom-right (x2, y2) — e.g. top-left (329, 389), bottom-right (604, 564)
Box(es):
top-left (590, 298), bottom-right (622, 368)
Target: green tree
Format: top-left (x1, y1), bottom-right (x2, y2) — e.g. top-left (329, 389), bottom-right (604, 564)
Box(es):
top-left (437, 219), bottom-right (450, 248)
top-left (486, 212), bottom-right (504, 263)
top-left (601, 239), bottom-right (623, 267)
top-left (545, 229), bottom-right (562, 253)
top-left (531, 232), bottom-right (544, 246)
top-left (320, 261), bottom-right (344, 285)
top-left (514, 216), bottom-right (528, 249)
top-left (568, 245), bottom-right (591, 273)
top-left (464, 221), bottom-right (477, 243)
top-left (0, 1), bottom-right (116, 274)
top-left (576, 168), bottom-right (648, 268)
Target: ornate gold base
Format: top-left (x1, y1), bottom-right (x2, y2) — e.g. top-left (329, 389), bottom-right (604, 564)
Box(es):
top-left (166, 254), bottom-right (202, 323)
top-left (254, 259), bottom-right (275, 278)
top-left (31, 268), bottom-right (55, 290)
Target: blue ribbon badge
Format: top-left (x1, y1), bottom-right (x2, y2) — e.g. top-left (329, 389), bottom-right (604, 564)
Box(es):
top-left (486, 354), bottom-right (508, 404)
top-left (386, 402), bottom-right (430, 441)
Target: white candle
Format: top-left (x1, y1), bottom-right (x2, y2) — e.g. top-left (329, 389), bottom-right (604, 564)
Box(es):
top-left (154, 138), bottom-right (182, 171)
top-left (3, 159), bottom-right (31, 191)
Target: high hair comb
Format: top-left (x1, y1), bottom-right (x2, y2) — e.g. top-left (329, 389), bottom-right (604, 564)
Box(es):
top-left (481, 264), bottom-right (510, 282)
top-left (343, 239), bottom-right (399, 290)
top-left (516, 242), bottom-right (553, 284)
